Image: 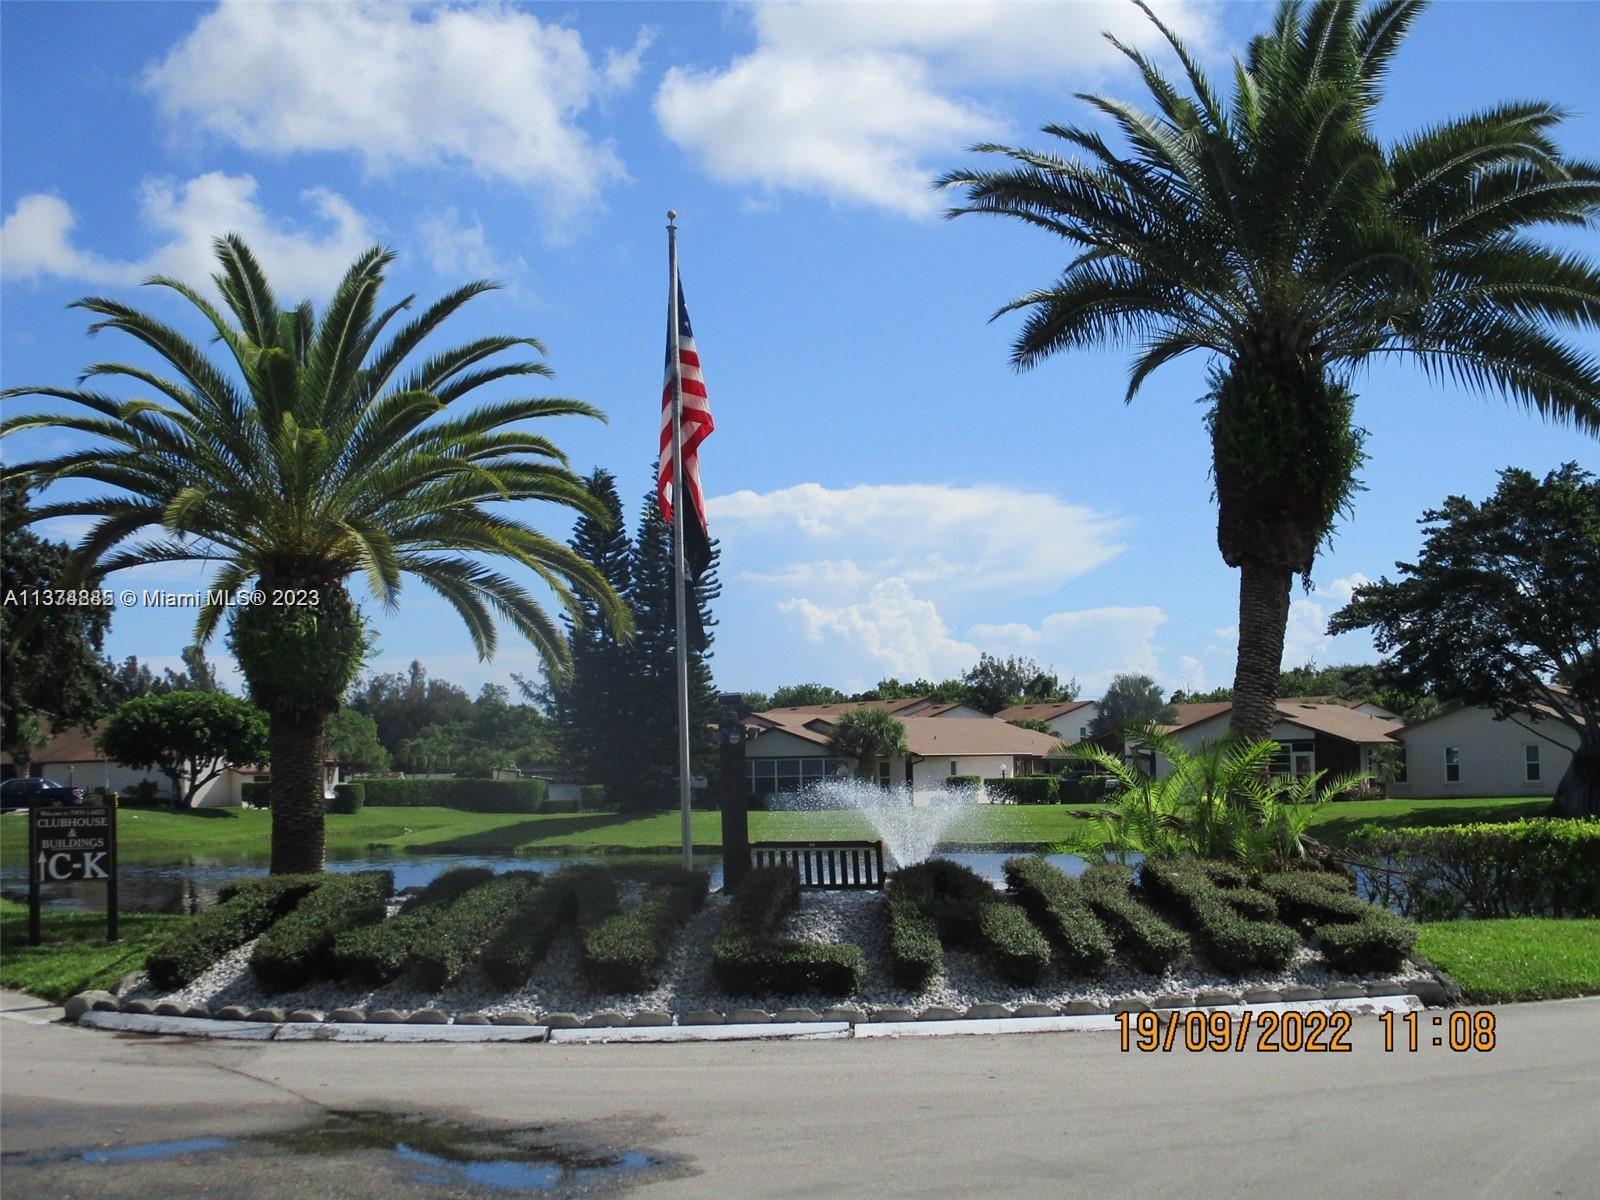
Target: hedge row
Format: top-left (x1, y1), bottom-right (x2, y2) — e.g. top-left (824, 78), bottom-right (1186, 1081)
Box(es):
top-left (146, 874), bottom-right (321, 990)
top-left (1257, 871), bottom-right (1371, 927)
top-left (359, 777), bottom-right (550, 813)
top-left (331, 867), bottom-right (496, 984)
top-left (1079, 865), bottom-right (1190, 975)
top-left (330, 783), bottom-right (364, 814)
top-left (886, 889), bottom-right (944, 990)
top-left (986, 776), bottom-right (1060, 805)
top-left (1139, 861), bottom-right (1300, 976)
top-left (1003, 857), bottom-right (1112, 975)
top-left (1346, 820), bottom-right (1600, 919)
top-left (1256, 870), bottom-right (1416, 975)
top-left (888, 860), bottom-right (1051, 987)
top-left (410, 871), bottom-right (543, 990)
top-left (583, 869), bottom-right (709, 992)
top-left (249, 871), bottom-right (394, 993)
top-left (712, 867), bottom-right (867, 995)
top-left (976, 900), bottom-right (1052, 984)
top-left (480, 866), bottom-right (618, 990)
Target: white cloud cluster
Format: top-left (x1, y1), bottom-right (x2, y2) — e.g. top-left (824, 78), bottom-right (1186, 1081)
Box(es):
top-left (656, 0), bottom-right (1213, 215)
top-left (144, 1), bottom-right (643, 222)
top-left (1, 173), bottom-right (374, 297)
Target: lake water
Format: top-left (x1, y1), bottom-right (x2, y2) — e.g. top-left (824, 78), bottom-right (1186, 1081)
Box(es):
top-left (2, 847), bottom-right (1105, 913)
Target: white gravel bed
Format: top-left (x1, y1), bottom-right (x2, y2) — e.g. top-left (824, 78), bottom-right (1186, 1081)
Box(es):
top-left (124, 889), bottom-right (1432, 1019)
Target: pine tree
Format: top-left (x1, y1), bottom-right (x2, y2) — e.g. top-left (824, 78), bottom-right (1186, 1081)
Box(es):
top-left (549, 469), bottom-right (635, 800)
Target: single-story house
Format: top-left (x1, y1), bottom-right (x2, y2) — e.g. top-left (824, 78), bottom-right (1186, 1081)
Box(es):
top-left (743, 703), bottom-right (1063, 798)
top-left (1, 721), bottom-right (339, 806)
top-left (996, 700), bottom-right (1101, 742)
top-left (1143, 700), bottom-right (1404, 781)
top-left (1389, 704), bottom-right (1577, 798)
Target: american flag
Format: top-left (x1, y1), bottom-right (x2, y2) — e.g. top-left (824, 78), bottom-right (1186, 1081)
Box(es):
top-left (658, 278), bottom-right (714, 577)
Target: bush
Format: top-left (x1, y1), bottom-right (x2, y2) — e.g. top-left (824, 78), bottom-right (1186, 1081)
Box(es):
top-left (987, 776), bottom-right (1061, 805)
top-left (331, 867), bottom-right (495, 983)
top-left (1003, 857), bottom-right (1112, 975)
top-left (480, 866), bottom-right (618, 989)
top-left (410, 871), bottom-right (543, 990)
top-left (1316, 911), bottom-right (1417, 974)
top-left (329, 783), bottom-right (364, 814)
top-left (886, 893), bottom-right (943, 990)
top-left (359, 777), bottom-right (550, 813)
top-left (249, 871), bottom-right (394, 993)
top-left (1345, 820), bottom-right (1600, 919)
top-left (146, 874), bottom-right (321, 990)
top-left (977, 901), bottom-right (1052, 984)
top-left (1080, 865), bottom-right (1190, 974)
top-left (712, 867), bottom-right (867, 996)
top-left (1139, 860), bottom-right (1300, 976)
top-left (948, 775), bottom-right (983, 789)
top-left (240, 781), bottom-right (270, 808)
top-left (1258, 871), bottom-right (1372, 928)
top-left (580, 784), bottom-right (606, 810)
top-left (889, 860), bottom-right (993, 946)
top-left (583, 869), bottom-right (709, 992)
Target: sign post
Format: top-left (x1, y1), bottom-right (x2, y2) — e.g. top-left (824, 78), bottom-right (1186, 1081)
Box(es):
top-left (717, 692), bottom-right (750, 894)
top-left (28, 804), bottom-right (118, 946)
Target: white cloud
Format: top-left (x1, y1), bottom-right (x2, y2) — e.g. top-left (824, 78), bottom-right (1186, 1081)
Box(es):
top-left (656, 0), bottom-right (1214, 215)
top-left (781, 578), bottom-right (979, 680)
top-left (419, 209), bottom-right (511, 280)
top-left (969, 605), bottom-right (1169, 695)
top-left (1, 173), bottom-right (374, 297)
top-left (144, 1), bottom-right (638, 223)
top-left (1282, 573), bottom-right (1375, 667)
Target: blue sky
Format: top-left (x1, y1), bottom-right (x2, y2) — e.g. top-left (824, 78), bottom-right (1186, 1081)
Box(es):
top-left (3, 1), bottom-right (1597, 702)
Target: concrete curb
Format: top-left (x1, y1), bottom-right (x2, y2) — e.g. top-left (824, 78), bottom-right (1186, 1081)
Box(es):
top-left (549, 1021), bottom-right (851, 1044)
top-left (78, 1011), bottom-right (548, 1043)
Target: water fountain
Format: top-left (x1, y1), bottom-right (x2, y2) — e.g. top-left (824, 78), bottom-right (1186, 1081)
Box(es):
top-left (772, 778), bottom-right (983, 868)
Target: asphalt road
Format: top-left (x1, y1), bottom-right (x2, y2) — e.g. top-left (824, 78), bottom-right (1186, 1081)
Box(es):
top-left (2, 990), bottom-right (1597, 1199)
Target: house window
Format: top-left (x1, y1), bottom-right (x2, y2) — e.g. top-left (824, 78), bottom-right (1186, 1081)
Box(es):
top-left (1525, 745), bottom-right (1541, 782)
top-left (1444, 746), bottom-right (1460, 783)
top-left (878, 760), bottom-right (891, 788)
top-left (949, 760), bottom-right (958, 776)
top-left (746, 757), bottom-right (852, 797)
top-left (1395, 748), bottom-right (1407, 785)
top-left (1079, 725), bottom-right (1089, 738)
top-left (1269, 740), bottom-right (1315, 777)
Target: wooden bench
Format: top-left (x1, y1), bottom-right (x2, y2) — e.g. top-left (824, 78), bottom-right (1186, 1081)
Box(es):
top-left (749, 840), bottom-right (887, 890)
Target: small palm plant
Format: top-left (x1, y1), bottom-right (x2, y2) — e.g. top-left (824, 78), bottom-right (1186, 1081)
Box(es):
top-left (825, 708), bottom-right (910, 785)
top-left (1065, 723), bottom-right (1363, 870)
top-left (1, 236), bottom-right (629, 873)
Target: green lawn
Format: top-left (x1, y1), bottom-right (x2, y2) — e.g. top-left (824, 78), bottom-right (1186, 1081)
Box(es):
top-left (1417, 918), bottom-right (1600, 1003)
top-left (0, 898), bottom-right (185, 1002)
top-left (0, 794), bottom-right (1549, 866)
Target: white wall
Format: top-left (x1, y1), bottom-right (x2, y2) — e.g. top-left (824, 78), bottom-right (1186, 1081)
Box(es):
top-left (1390, 707), bottom-right (1576, 798)
top-left (1045, 703), bottom-right (1098, 742)
top-left (908, 754), bottom-right (1032, 788)
top-left (40, 762), bottom-right (165, 797)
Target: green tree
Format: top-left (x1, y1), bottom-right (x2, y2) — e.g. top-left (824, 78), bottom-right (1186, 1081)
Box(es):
top-left (164, 644), bottom-right (223, 693)
top-left (105, 656), bottom-right (165, 705)
top-left (349, 661), bottom-right (474, 752)
top-left (768, 683), bottom-right (846, 708)
top-left (1, 237), bottom-right (627, 871)
top-left (825, 707), bottom-right (909, 784)
top-left (98, 690), bottom-right (268, 808)
top-left (940, 0), bottom-right (1600, 742)
top-left (324, 707), bottom-right (391, 773)
top-left (962, 652), bottom-right (1078, 713)
top-left (1091, 674), bottom-right (1179, 737)
top-left (1331, 463), bottom-right (1600, 817)
top-left (0, 480), bottom-right (112, 766)
top-left (740, 690), bottom-right (773, 714)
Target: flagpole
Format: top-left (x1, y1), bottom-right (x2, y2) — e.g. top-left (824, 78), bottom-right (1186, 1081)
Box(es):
top-left (667, 210), bottom-right (693, 873)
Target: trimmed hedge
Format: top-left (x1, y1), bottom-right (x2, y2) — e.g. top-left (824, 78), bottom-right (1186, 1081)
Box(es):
top-left (1003, 857), bottom-right (1112, 975)
top-left (359, 777), bottom-right (550, 813)
top-left (1316, 911), bottom-right (1417, 975)
top-left (1139, 861), bottom-right (1300, 976)
top-left (583, 869), bottom-right (709, 992)
top-left (146, 874), bottom-right (321, 990)
top-left (948, 775), bottom-right (983, 789)
top-left (712, 867), bottom-right (867, 995)
top-left (331, 867), bottom-right (496, 983)
top-left (249, 871), bottom-right (394, 993)
top-left (889, 859), bottom-right (1051, 986)
top-left (329, 783), bottom-right (364, 814)
top-left (1346, 820), bottom-right (1600, 919)
top-left (886, 890), bottom-right (943, 990)
top-left (1258, 871), bottom-right (1372, 928)
top-left (986, 775), bottom-right (1061, 805)
top-left (410, 871), bottom-right (542, 990)
top-left (1079, 865), bottom-right (1190, 975)
top-left (239, 781), bottom-right (270, 808)
top-left (976, 900), bottom-right (1052, 984)
top-left (480, 866), bottom-right (618, 989)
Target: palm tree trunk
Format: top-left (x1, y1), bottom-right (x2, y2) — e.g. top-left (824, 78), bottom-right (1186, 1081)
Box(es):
top-left (269, 710), bottom-right (327, 874)
top-left (1230, 560), bottom-right (1291, 741)
top-left (1549, 731), bottom-right (1599, 818)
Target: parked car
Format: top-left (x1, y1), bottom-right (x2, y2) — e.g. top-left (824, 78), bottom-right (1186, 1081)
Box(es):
top-left (0, 777), bottom-right (85, 810)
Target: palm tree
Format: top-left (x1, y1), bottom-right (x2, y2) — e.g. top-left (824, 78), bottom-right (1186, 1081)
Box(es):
top-left (1, 236), bottom-right (630, 873)
top-left (940, 0), bottom-right (1600, 740)
top-left (825, 707), bottom-right (909, 785)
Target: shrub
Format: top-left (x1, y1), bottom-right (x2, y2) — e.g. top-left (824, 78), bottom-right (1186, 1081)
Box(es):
top-left (1080, 865), bottom-right (1189, 974)
top-left (583, 869), bottom-right (709, 992)
top-left (410, 871), bottom-right (543, 990)
top-left (886, 893), bottom-right (943, 990)
top-left (889, 858), bottom-right (1052, 984)
top-left (480, 866), bottom-right (618, 990)
top-left (146, 874), bottom-right (320, 990)
top-left (1003, 857), bottom-right (1112, 975)
top-left (580, 784), bottom-right (606, 810)
top-left (249, 871), bottom-right (393, 993)
top-left (712, 867), bottom-right (867, 995)
top-left (987, 776), bottom-right (1061, 805)
top-left (1316, 911), bottom-right (1417, 974)
top-left (948, 775), bottom-right (982, 789)
top-left (240, 781), bottom-right (270, 808)
top-left (1139, 860), bottom-right (1300, 976)
top-left (331, 867), bottom-right (496, 983)
top-left (329, 783), bottom-right (364, 814)
top-left (359, 777), bottom-right (550, 813)
top-left (1258, 871), bottom-right (1372, 928)
top-left (1345, 821), bottom-right (1600, 919)
top-left (977, 901), bottom-right (1052, 984)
